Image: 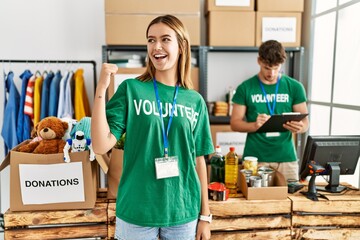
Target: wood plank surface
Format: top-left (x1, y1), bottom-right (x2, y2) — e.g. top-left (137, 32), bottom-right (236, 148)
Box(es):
top-left (292, 214), bottom-right (360, 227)
top-left (211, 229), bottom-right (291, 240)
top-left (211, 215), bottom-right (290, 231)
top-left (209, 197), bottom-right (291, 216)
top-left (292, 228), bottom-right (360, 240)
top-left (4, 224), bottom-right (108, 239)
top-left (4, 202), bottom-right (107, 228)
top-left (289, 196), bottom-right (360, 213)
top-left (108, 202), bottom-right (116, 224)
top-left (108, 223), bottom-right (115, 239)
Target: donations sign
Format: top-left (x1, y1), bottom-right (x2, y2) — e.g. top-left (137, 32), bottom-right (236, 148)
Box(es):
top-left (19, 162), bottom-right (85, 205)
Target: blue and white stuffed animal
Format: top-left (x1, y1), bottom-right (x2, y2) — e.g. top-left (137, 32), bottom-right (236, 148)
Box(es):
top-left (63, 117), bottom-right (95, 163)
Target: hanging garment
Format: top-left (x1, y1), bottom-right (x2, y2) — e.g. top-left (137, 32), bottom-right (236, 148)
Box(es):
top-left (24, 72), bottom-right (37, 122)
top-left (58, 71), bottom-right (74, 119)
top-left (17, 69), bottom-right (33, 142)
top-left (33, 73), bottom-right (44, 126)
top-left (57, 71), bottom-right (69, 118)
top-left (74, 68), bottom-right (91, 120)
top-left (40, 71), bottom-right (54, 120)
top-left (48, 70), bottom-right (62, 117)
top-left (1, 71), bottom-right (20, 154)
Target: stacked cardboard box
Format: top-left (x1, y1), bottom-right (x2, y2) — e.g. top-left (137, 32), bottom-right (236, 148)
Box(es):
top-left (105, 0), bottom-right (201, 46)
top-left (206, 0), bottom-right (255, 46)
top-left (255, 0), bottom-right (304, 47)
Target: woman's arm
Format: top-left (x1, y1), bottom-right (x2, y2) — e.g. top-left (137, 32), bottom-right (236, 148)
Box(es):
top-left (195, 155), bottom-right (211, 240)
top-left (91, 63), bottom-right (118, 154)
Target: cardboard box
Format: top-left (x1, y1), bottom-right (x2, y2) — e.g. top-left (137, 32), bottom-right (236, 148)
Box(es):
top-left (106, 148), bottom-right (123, 199)
top-left (256, 12), bottom-right (302, 47)
top-left (206, 0), bottom-right (254, 12)
top-left (0, 143), bottom-right (98, 211)
top-left (208, 11), bottom-right (255, 46)
top-left (256, 0), bottom-right (304, 12)
top-left (108, 67), bottom-right (200, 100)
top-left (105, 14), bottom-right (200, 46)
top-left (239, 169), bottom-right (287, 200)
top-left (105, 0), bottom-right (200, 14)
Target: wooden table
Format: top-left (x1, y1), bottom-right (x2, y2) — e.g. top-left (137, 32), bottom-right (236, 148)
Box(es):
top-left (3, 190), bottom-right (109, 240)
top-left (289, 183), bottom-right (360, 240)
top-left (209, 193), bottom-right (292, 239)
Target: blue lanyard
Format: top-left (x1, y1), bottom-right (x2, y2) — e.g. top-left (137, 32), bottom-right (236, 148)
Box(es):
top-left (258, 75), bottom-right (280, 116)
top-left (153, 79), bottom-right (179, 157)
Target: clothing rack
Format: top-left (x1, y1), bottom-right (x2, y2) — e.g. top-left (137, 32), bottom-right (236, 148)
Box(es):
top-left (0, 59), bottom-right (97, 93)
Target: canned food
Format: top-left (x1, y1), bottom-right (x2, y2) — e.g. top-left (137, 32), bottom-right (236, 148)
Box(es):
top-left (249, 176), bottom-right (262, 188)
top-left (258, 166), bottom-right (275, 186)
top-left (208, 182), bottom-right (229, 201)
top-left (240, 169), bottom-right (253, 186)
top-left (243, 156), bottom-right (258, 175)
top-left (261, 173), bottom-right (269, 187)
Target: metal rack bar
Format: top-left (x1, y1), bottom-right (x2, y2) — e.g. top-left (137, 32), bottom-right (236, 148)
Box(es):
top-left (0, 59), bottom-right (97, 93)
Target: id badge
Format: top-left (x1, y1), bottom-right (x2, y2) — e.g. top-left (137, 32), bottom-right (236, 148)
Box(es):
top-left (155, 156), bottom-right (179, 179)
top-left (266, 132), bottom-right (280, 137)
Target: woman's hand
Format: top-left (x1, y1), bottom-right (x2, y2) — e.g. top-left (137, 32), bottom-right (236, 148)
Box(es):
top-left (98, 63), bottom-right (118, 91)
top-left (196, 221), bottom-right (211, 240)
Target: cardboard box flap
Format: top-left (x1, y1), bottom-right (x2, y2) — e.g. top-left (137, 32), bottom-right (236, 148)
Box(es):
top-left (95, 153), bottom-right (110, 174)
top-left (2, 140), bottom-right (109, 173)
top-left (0, 152), bottom-right (10, 171)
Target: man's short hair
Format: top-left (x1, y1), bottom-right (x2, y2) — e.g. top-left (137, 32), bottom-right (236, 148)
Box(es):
top-left (258, 40), bottom-right (286, 66)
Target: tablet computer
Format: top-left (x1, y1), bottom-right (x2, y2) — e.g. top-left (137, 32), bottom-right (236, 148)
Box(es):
top-left (256, 113), bottom-right (309, 133)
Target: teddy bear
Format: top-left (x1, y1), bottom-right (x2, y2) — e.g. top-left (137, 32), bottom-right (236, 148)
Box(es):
top-left (17, 116), bottom-right (68, 154)
top-left (63, 116), bottom-right (95, 163)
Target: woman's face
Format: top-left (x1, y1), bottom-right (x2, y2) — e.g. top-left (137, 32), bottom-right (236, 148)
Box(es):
top-left (147, 22), bottom-right (180, 73)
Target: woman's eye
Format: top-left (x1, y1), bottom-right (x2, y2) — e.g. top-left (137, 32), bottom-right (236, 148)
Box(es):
top-left (147, 39), bottom-right (155, 43)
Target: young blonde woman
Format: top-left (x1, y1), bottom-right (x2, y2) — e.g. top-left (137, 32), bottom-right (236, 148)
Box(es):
top-left (91, 15), bottom-right (213, 240)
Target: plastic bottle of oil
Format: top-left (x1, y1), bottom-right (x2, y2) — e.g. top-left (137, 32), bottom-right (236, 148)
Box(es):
top-left (210, 146), bottom-right (225, 183)
top-left (225, 146), bottom-right (238, 196)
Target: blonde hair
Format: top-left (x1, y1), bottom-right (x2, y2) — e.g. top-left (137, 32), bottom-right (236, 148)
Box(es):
top-left (137, 15), bottom-right (193, 89)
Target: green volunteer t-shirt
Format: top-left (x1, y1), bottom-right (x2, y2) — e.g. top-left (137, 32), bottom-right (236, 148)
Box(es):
top-left (232, 74), bottom-right (307, 163)
top-left (106, 78), bottom-right (214, 227)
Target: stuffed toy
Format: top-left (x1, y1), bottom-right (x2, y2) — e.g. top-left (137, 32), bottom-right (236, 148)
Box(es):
top-left (63, 116), bottom-right (95, 163)
top-left (60, 117), bottom-right (78, 141)
top-left (17, 116), bottom-right (68, 154)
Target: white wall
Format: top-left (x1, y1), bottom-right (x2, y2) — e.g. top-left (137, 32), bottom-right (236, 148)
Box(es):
top-left (0, 0), bottom-right (105, 213)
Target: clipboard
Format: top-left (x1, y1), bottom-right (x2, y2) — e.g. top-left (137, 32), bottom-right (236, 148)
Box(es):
top-left (256, 113), bottom-right (309, 133)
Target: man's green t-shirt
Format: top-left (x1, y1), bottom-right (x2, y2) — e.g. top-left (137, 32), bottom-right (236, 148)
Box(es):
top-left (232, 74), bottom-right (307, 163)
top-left (106, 78), bottom-right (214, 227)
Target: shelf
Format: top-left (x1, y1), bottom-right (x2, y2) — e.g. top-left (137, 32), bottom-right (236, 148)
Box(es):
top-left (206, 46), bottom-right (304, 53)
top-left (209, 115), bottom-right (230, 124)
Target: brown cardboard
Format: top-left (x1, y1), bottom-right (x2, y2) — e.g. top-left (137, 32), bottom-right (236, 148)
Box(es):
top-left (208, 11), bottom-right (255, 46)
top-left (0, 143), bottom-right (97, 211)
top-left (256, 12), bottom-right (302, 47)
top-left (107, 148), bottom-right (123, 199)
top-left (256, 0), bottom-right (304, 12)
top-left (210, 124), bottom-right (233, 149)
top-left (105, 0), bottom-right (200, 14)
top-left (108, 68), bottom-right (146, 99)
top-left (206, 0), bottom-right (254, 12)
top-left (239, 169), bottom-right (287, 200)
top-left (105, 14), bottom-right (200, 46)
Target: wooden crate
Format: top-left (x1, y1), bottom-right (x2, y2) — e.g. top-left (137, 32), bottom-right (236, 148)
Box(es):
top-left (289, 183), bottom-right (360, 240)
top-left (4, 190), bottom-right (109, 240)
top-left (209, 194), bottom-right (292, 239)
top-left (107, 200), bottom-right (116, 239)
